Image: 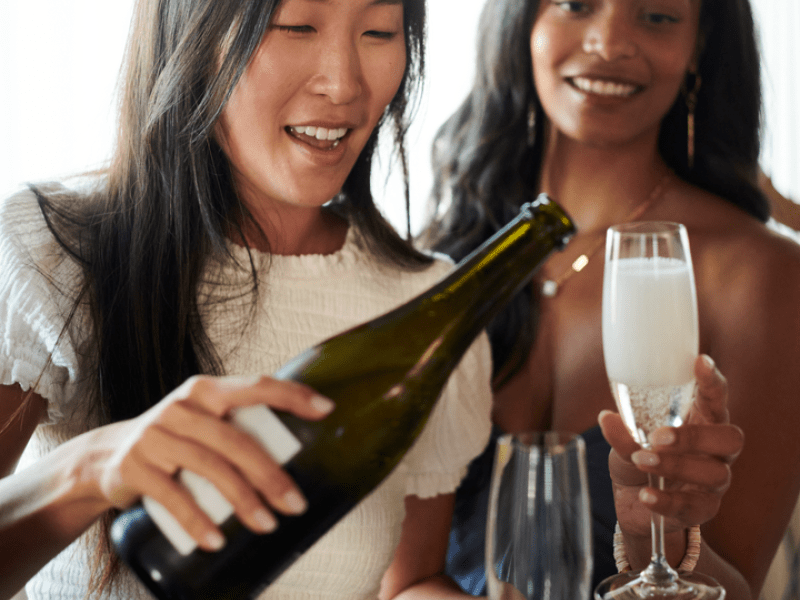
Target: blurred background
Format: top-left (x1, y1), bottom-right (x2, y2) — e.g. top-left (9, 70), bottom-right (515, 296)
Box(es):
top-left (0, 0), bottom-right (797, 235)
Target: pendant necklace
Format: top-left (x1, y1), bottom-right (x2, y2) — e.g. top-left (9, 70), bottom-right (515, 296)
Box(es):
top-left (540, 173), bottom-right (672, 298)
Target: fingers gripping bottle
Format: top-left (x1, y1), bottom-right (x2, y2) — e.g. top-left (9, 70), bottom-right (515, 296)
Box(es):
top-left (111, 194), bottom-right (575, 600)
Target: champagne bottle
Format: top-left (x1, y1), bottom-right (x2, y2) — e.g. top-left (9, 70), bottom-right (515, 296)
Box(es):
top-left (110, 194), bottom-right (575, 600)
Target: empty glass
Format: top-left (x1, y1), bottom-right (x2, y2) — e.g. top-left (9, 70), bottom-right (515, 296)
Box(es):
top-left (486, 431), bottom-right (593, 600)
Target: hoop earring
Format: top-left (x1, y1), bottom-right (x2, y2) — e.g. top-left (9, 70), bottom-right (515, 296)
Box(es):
top-left (684, 71), bottom-right (701, 170)
top-left (527, 102), bottom-right (537, 147)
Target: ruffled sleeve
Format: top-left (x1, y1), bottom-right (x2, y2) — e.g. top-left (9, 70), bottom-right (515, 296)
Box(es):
top-left (0, 189), bottom-right (82, 423)
top-left (400, 331), bottom-right (493, 499)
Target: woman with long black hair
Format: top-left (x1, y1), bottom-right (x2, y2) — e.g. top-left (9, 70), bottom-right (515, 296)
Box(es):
top-left (0, 0), bottom-right (495, 598)
top-left (426, 1), bottom-right (800, 599)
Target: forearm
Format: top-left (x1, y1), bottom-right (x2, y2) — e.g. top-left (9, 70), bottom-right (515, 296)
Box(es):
top-left (0, 435), bottom-right (111, 599)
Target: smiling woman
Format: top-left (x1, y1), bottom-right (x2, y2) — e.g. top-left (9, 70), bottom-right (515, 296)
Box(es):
top-left (213, 0), bottom-right (408, 255)
top-left (422, 1), bottom-right (800, 600)
top-left (0, 0), bottom-right (494, 599)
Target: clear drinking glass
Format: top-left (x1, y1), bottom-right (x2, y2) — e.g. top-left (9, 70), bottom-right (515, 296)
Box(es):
top-left (595, 222), bottom-right (724, 600)
top-left (486, 431), bottom-right (593, 600)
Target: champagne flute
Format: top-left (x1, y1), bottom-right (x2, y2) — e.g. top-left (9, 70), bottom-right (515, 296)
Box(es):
top-left (486, 431), bottom-right (593, 600)
top-left (595, 222), bottom-right (724, 600)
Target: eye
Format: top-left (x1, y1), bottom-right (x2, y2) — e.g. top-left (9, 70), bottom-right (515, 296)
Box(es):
top-left (641, 12), bottom-right (680, 25)
top-left (363, 29), bottom-right (400, 40)
top-left (554, 1), bottom-right (591, 14)
top-left (273, 25), bottom-right (315, 34)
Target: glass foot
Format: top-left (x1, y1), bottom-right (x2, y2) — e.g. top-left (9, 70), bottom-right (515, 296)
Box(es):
top-left (595, 570), bottom-right (725, 600)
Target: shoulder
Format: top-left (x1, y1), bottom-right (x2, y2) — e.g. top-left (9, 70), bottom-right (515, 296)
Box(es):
top-left (0, 185), bottom-right (89, 329)
top-left (0, 185), bottom-right (85, 281)
top-left (667, 181), bottom-right (800, 300)
top-left (0, 187), bottom-right (60, 272)
top-left (0, 187), bottom-right (48, 242)
top-left (667, 182), bottom-right (800, 358)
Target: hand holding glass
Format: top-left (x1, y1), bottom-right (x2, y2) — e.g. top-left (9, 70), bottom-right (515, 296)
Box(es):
top-left (595, 222), bottom-right (724, 600)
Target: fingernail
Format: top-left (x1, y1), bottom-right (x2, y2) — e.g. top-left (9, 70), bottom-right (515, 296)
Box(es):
top-left (205, 531), bottom-right (226, 550)
top-left (632, 450), bottom-right (659, 467)
top-left (253, 508), bottom-right (277, 533)
top-left (283, 490), bottom-right (308, 514)
top-left (311, 395), bottom-right (335, 415)
top-left (598, 409), bottom-right (614, 422)
top-left (650, 428), bottom-right (675, 446)
top-left (702, 355), bottom-right (715, 371)
top-left (639, 489), bottom-right (658, 505)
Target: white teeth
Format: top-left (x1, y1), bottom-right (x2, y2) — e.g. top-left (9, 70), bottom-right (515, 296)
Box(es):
top-left (572, 77), bottom-right (637, 97)
top-left (292, 126), bottom-right (348, 141)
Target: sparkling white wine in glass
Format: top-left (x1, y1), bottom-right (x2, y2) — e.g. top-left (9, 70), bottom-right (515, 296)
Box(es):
top-left (595, 221), bottom-right (724, 600)
top-left (602, 256), bottom-right (698, 446)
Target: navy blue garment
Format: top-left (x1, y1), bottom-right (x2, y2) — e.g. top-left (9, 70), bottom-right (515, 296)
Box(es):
top-left (445, 425), bottom-right (617, 595)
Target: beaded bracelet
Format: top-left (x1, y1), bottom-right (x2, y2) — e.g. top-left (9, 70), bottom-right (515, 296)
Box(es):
top-left (613, 522), bottom-right (702, 573)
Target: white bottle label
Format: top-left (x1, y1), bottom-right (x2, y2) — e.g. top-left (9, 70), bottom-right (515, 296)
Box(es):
top-left (144, 404), bottom-right (303, 555)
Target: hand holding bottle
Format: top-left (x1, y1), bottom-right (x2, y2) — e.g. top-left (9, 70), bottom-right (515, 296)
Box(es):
top-left (92, 375), bottom-right (334, 551)
top-left (108, 195), bottom-right (575, 600)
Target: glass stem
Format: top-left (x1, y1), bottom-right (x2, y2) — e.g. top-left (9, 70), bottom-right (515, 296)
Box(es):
top-left (650, 474), bottom-right (666, 564)
top-left (643, 473), bottom-right (680, 588)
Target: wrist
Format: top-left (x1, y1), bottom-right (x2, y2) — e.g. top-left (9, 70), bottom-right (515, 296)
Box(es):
top-left (58, 427), bottom-right (120, 517)
top-left (614, 522), bottom-right (702, 573)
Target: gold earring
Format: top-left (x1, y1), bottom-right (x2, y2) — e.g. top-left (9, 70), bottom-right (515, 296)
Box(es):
top-left (685, 71), bottom-right (701, 170)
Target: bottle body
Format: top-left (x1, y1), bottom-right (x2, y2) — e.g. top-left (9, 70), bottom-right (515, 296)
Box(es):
top-left (111, 194), bottom-right (575, 600)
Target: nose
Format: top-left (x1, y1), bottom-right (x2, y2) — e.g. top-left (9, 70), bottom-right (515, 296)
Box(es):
top-left (307, 38), bottom-right (363, 104)
top-left (582, 10), bottom-right (638, 61)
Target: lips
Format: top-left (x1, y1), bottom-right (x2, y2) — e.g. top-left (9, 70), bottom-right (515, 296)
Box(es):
top-left (568, 76), bottom-right (641, 98)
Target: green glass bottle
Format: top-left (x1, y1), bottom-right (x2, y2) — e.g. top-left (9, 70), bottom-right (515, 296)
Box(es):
top-left (110, 194), bottom-right (575, 600)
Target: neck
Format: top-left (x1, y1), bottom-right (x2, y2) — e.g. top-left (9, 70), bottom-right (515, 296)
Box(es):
top-left (539, 129), bottom-right (672, 233)
top-left (233, 201), bottom-right (348, 256)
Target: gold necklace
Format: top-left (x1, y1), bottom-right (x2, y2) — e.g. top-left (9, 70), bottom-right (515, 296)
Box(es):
top-left (540, 173), bottom-right (672, 298)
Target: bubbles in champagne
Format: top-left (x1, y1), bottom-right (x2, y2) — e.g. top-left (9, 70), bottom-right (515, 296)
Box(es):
top-left (610, 380), bottom-right (696, 446)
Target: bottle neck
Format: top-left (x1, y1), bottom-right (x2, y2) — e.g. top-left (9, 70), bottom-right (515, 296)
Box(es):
top-left (427, 195), bottom-right (575, 327)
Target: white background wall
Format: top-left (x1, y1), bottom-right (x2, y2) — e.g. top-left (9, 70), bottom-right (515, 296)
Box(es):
top-left (0, 0), bottom-right (797, 236)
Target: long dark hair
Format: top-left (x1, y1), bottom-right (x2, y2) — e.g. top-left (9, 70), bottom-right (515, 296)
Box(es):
top-left (424, 0), bottom-right (768, 384)
top-left (31, 0), bottom-right (427, 594)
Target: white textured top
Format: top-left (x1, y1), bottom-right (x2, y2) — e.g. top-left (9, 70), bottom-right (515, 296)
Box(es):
top-left (0, 189), bottom-right (493, 600)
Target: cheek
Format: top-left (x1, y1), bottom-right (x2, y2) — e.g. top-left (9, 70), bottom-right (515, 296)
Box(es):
top-left (530, 21), bottom-right (567, 90)
top-left (375, 48), bottom-right (407, 109)
top-left (530, 25), bottom-right (552, 65)
top-left (530, 26), bottom-right (560, 102)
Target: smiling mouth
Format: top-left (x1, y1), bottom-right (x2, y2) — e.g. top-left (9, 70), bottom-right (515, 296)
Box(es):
top-left (568, 77), bottom-right (641, 98)
top-left (287, 125), bottom-right (350, 150)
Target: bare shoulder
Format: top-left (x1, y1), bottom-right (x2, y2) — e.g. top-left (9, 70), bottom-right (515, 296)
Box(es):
top-left (668, 182), bottom-right (800, 317)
